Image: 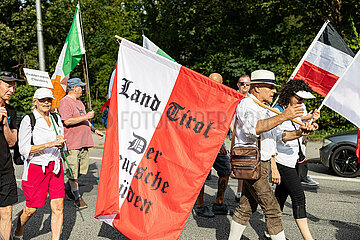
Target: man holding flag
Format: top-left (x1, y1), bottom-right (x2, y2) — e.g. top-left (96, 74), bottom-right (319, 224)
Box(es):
top-left (58, 78), bottom-right (103, 209)
top-left (228, 70), bottom-right (318, 240)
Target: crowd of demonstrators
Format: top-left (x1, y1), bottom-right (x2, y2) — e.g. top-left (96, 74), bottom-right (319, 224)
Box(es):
top-left (228, 70), bottom-right (318, 240)
top-left (0, 71), bottom-right (21, 240)
top-left (58, 78), bottom-right (104, 209)
top-left (234, 75), bottom-right (250, 202)
top-left (0, 67), bottom-right (322, 239)
top-left (273, 80), bottom-right (320, 240)
top-left (196, 73), bottom-right (232, 218)
top-left (14, 88), bottom-right (66, 240)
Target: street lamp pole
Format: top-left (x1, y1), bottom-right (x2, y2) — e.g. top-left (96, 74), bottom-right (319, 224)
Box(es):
top-left (36, 0), bottom-right (46, 71)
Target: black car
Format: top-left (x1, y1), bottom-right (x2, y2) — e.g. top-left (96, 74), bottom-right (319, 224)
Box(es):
top-left (320, 130), bottom-right (360, 177)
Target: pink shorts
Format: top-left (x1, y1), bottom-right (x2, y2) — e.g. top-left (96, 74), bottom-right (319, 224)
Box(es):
top-left (22, 161), bottom-right (65, 208)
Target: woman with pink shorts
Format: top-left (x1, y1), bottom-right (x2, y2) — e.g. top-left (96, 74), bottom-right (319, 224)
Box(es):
top-left (14, 88), bottom-right (66, 240)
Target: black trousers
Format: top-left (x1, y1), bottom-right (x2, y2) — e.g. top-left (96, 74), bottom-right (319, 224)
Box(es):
top-left (275, 163), bottom-right (307, 219)
top-left (296, 161), bottom-right (308, 182)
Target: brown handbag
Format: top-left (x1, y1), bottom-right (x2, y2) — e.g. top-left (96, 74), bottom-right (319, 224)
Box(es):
top-left (230, 118), bottom-right (261, 180)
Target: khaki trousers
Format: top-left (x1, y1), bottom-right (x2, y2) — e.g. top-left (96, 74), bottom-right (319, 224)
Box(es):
top-left (232, 161), bottom-right (283, 235)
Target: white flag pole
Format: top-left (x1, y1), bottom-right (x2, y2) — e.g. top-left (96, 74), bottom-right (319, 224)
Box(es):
top-left (272, 20), bottom-right (330, 106)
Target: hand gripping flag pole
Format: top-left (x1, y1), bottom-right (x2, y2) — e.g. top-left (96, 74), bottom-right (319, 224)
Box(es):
top-left (50, 115), bottom-right (74, 178)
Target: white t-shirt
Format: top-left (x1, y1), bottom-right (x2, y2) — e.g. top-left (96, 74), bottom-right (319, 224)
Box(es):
top-left (234, 94), bottom-right (283, 161)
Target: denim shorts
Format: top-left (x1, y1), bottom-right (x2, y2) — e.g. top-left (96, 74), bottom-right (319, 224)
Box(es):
top-left (213, 154), bottom-right (231, 178)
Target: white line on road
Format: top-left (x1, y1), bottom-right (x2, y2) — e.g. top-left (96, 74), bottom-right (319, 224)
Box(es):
top-left (310, 175), bottom-right (360, 183)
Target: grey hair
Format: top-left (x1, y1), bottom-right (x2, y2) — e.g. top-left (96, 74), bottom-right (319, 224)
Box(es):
top-left (66, 85), bottom-right (76, 93)
top-left (31, 98), bottom-right (37, 112)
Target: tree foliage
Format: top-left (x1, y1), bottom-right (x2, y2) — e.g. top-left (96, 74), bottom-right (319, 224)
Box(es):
top-left (1, 0), bottom-right (359, 133)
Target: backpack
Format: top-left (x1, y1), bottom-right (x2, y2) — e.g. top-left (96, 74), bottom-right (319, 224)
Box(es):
top-left (12, 112), bottom-right (60, 165)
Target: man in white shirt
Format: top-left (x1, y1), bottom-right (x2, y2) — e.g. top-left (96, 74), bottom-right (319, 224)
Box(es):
top-left (228, 70), bottom-right (317, 240)
top-left (235, 74), bottom-right (250, 202)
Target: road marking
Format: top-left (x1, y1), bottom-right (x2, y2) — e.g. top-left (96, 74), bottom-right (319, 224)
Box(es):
top-left (310, 175), bottom-right (360, 183)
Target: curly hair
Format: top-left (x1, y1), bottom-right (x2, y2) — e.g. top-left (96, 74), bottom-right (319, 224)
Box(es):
top-left (277, 79), bottom-right (313, 107)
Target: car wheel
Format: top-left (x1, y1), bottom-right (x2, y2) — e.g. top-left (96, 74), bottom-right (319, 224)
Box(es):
top-left (330, 145), bottom-right (360, 177)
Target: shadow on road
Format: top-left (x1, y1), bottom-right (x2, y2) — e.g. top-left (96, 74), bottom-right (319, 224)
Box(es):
top-left (98, 222), bottom-right (129, 239)
top-left (330, 220), bottom-right (360, 240)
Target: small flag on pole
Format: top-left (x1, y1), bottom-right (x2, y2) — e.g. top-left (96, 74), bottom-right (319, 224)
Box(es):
top-left (51, 3), bottom-right (85, 108)
top-left (291, 21), bottom-right (354, 96)
top-left (142, 34), bottom-right (175, 61)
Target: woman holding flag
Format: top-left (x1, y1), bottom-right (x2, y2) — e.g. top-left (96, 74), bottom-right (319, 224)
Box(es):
top-left (273, 80), bottom-right (320, 240)
top-left (14, 88), bottom-right (66, 240)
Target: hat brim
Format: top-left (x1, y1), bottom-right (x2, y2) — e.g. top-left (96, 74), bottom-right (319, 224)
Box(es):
top-left (69, 82), bottom-right (87, 87)
top-left (34, 95), bottom-right (55, 100)
top-left (251, 81), bottom-right (280, 87)
top-left (295, 91), bottom-right (315, 99)
top-left (0, 76), bottom-right (24, 82)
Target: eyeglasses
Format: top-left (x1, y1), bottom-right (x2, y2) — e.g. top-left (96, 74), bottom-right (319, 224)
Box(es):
top-left (294, 95), bottom-right (305, 102)
top-left (239, 82), bottom-right (251, 86)
top-left (0, 71), bottom-right (18, 79)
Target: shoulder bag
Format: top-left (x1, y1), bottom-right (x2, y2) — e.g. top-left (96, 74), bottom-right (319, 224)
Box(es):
top-left (230, 117), bottom-right (261, 180)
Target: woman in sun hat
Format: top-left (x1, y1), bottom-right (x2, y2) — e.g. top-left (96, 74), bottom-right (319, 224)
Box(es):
top-left (273, 79), bottom-right (320, 240)
top-left (13, 88), bottom-right (66, 240)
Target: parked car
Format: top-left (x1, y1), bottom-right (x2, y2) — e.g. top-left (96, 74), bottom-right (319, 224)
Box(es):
top-left (320, 130), bottom-right (360, 177)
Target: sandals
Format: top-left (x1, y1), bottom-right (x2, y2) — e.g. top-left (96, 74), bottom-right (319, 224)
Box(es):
top-left (12, 228), bottom-right (23, 240)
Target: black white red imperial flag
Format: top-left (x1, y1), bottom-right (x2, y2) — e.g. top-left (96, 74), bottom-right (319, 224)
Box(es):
top-left (95, 39), bottom-right (244, 239)
top-left (291, 21), bottom-right (355, 96)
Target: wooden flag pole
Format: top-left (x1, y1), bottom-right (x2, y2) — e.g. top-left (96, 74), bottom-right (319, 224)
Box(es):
top-left (115, 35), bottom-right (123, 41)
top-left (245, 96), bottom-right (305, 126)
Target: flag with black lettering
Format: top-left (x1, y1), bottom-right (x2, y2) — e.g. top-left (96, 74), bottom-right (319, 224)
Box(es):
top-left (95, 39), bottom-right (243, 239)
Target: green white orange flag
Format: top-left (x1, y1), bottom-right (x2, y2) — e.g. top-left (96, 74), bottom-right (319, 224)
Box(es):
top-left (95, 39), bottom-right (244, 239)
top-left (142, 34), bottom-right (175, 61)
top-left (51, 3), bottom-right (85, 108)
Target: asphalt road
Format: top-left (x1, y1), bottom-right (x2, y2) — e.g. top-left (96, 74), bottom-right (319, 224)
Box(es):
top-left (10, 137), bottom-right (360, 240)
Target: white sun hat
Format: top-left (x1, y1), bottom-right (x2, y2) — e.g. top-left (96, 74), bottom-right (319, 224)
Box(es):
top-left (295, 91), bottom-right (315, 99)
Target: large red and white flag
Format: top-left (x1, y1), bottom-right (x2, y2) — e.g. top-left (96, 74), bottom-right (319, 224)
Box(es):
top-left (291, 21), bottom-right (355, 96)
top-left (321, 50), bottom-right (360, 128)
top-left (95, 39), bottom-right (243, 239)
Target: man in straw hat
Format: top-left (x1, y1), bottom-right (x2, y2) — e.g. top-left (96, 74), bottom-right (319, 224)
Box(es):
top-left (228, 70), bottom-right (318, 240)
top-left (0, 71), bottom-right (23, 240)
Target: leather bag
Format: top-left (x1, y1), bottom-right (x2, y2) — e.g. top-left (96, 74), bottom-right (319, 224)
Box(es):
top-left (230, 118), bottom-right (261, 180)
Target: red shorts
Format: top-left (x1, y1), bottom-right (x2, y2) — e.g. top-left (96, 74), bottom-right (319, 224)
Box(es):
top-left (22, 161), bottom-right (65, 208)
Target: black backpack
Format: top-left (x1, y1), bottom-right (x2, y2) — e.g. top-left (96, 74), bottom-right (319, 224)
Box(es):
top-left (12, 112), bottom-right (59, 165)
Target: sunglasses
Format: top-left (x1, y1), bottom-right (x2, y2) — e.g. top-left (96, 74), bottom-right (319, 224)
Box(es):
top-left (37, 98), bottom-right (53, 103)
top-left (294, 95), bottom-right (305, 102)
top-left (239, 82), bottom-right (251, 86)
top-left (0, 71), bottom-right (18, 78)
